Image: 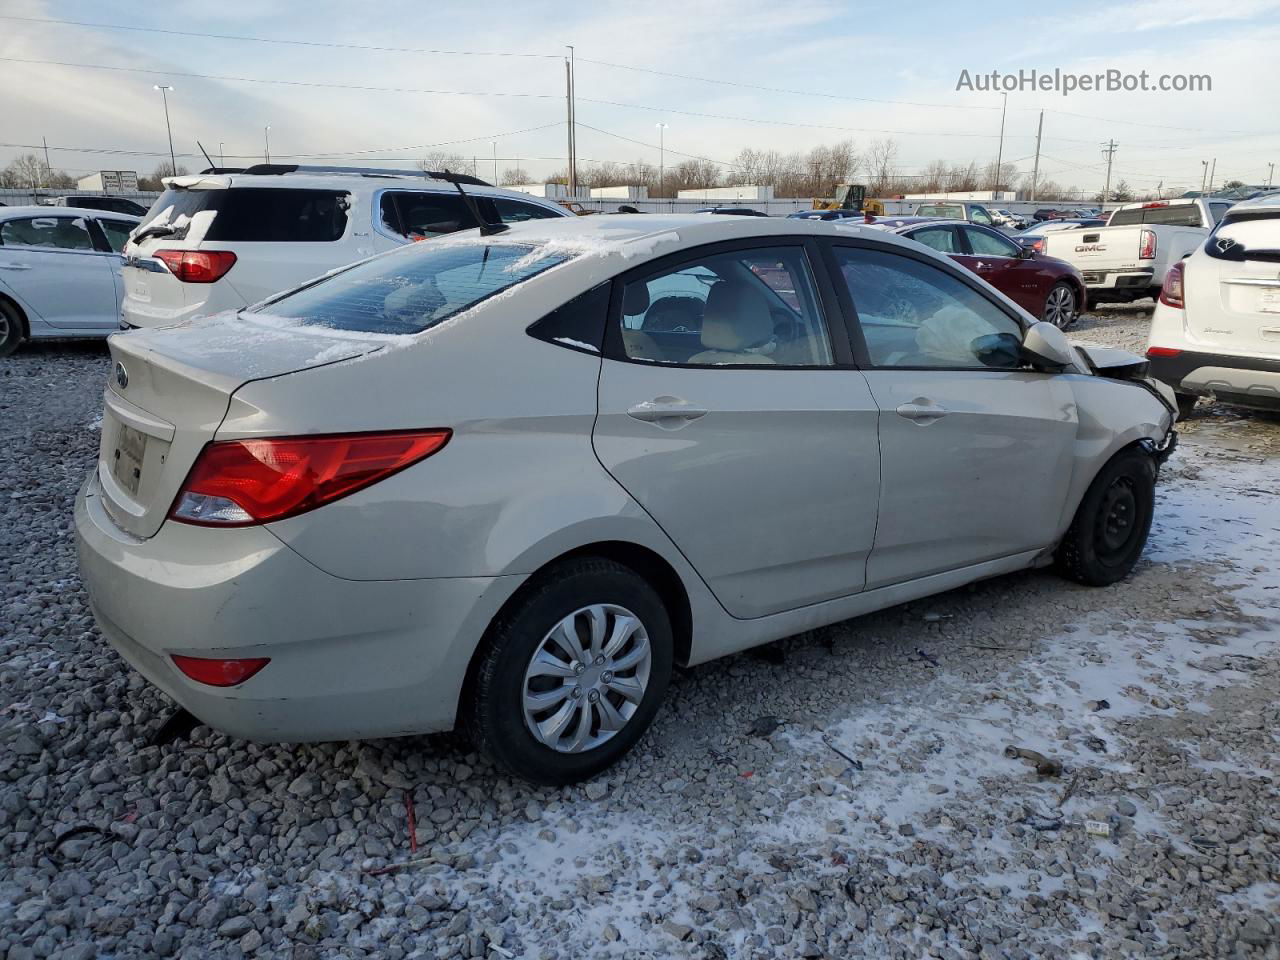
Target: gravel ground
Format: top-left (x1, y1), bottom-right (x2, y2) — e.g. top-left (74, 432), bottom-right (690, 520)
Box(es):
top-left (2, 312), bottom-right (1279, 960)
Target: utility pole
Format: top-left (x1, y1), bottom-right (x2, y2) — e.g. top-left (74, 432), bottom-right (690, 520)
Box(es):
top-left (1029, 110), bottom-right (1043, 201)
top-left (218, 142), bottom-right (225, 166)
top-left (264, 125), bottom-right (271, 163)
top-left (993, 92), bottom-right (1007, 198)
top-left (154, 85), bottom-right (176, 175)
top-left (1268, 163), bottom-right (1275, 188)
top-left (655, 123), bottom-right (669, 202)
top-left (40, 136), bottom-right (51, 189)
top-left (1200, 160), bottom-right (1209, 194)
top-left (1100, 139), bottom-right (1118, 205)
top-left (1207, 158), bottom-right (1216, 193)
top-left (565, 45), bottom-right (577, 198)
top-left (1156, 180), bottom-right (1163, 200)
top-left (491, 141), bottom-right (498, 184)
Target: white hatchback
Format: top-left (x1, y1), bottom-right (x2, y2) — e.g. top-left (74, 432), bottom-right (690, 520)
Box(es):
top-left (1146, 194), bottom-right (1280, 416)
top-left (119, 165), bottom-right (571, 330)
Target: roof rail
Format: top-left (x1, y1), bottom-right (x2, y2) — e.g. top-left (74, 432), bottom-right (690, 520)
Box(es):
top-left (237, 164), bottom-right (492, 186)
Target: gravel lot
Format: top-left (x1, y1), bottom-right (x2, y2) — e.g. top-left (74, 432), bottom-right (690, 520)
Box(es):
top-left (2, 309), bottom-right (1278, 960)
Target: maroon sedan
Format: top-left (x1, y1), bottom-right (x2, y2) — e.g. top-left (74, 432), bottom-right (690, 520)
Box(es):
top-left (868, 217), bottom-right (1086, 328)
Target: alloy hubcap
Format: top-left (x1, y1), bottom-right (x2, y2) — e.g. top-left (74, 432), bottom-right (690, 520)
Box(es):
top-left (1045, 287), bottom-right (1074, 328)
top-left (521, 603), bottom-right (652, 754)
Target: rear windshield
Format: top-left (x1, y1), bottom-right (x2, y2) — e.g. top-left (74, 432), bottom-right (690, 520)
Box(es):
top-left (250, 242), bottom-right (572, 334)
top-left (1108, 204), bottom-right (1204, 227)
top-left (916, 204), bottom-right (963, 217)
top-left (1204, 215), bottom-right (1280, 263)
top-left (138, 187), bottom-right (349, 242)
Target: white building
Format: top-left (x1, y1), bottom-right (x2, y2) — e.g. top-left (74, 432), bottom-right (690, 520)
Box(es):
top-left (676, 185), bottom-right (773, 202)
top-left (76, 170), bottom-right (140, 193)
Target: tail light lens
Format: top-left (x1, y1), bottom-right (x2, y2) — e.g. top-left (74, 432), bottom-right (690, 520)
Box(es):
top-left (172, 654), bottom-right (270, 687)
top-left (1139, 229), bottom-right (1157, 260)
top-left (154, 250), bottom-right (238, 283)
top-left (1158, 259), bottom-right (1185, 308)
top-left (1031, 238), bottom-right (1044, 254)
top-left (1146, 346), bottom-right (1182, 357)
top-left (169, 430), bottom-right (451, 527)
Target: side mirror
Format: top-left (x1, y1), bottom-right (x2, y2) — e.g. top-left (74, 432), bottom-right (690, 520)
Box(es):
top-left (1022, 321), bottom-right (1076, 371)
top-left (1016, 246), bottom-right (1035, 259)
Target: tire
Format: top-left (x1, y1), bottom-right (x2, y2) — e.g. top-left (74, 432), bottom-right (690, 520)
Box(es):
top-left (0, 299), bottom-right (24, 358)
top-left (1056, 448), bottom-right (1156, 587)
top-left (1175, 393), bottom-right (1198, 420)
top-left (467, 558), bottom-right (673, 785)
top-left (1041, 282), bottom-right (1077, 329)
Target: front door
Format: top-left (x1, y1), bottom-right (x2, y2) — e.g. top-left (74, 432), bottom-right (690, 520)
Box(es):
top-left (0, 214), bottom-right (118, 329)
top-left (593, 240), bottom-right (881, 619)
top-left (954, 224), bottom-right (1050, 315)
top-left (829, 242), bottom-right (1077, 589)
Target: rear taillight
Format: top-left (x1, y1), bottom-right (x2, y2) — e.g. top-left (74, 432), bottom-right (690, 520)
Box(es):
top-left (154, 249), bottom-right (237, 283)
top-left (1158, 259), bottom-right (1185, 308)
top-left (1146, 346), bottom-right (1182, 358)
top-left (1139, 229), bottom-right (1157, 260)
top-left (172, 654), bottom-right (270, 687)
top-left (169, 430), bottom-right (451, 527)
top-left (1031, 238), bottom-right (1044, 254)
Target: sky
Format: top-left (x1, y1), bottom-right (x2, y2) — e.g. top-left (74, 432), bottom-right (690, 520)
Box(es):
top-left (2, 0), bottom-right (1278, 195)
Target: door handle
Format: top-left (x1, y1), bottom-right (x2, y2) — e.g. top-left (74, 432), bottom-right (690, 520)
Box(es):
top-left (0, 263), bottom-right (31, 270)
top-left (627, 397), bottom-right (709, 427)
top-left (896, 399), bottom-right (949, 424)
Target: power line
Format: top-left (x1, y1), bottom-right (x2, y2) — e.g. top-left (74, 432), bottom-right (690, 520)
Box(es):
top-left (0, 15), bottom-right (560, 59)
top-left (0, 57), bottom-right (565, 100)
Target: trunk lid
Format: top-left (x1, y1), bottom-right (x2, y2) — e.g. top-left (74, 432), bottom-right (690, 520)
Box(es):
top-left (99, 314), bottom-right (385, 538)
top-left (1185, 214), bottom-right (1280, 358)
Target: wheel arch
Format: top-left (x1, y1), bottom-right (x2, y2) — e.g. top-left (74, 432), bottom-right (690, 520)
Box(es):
top-left (455, 539), bottom-right (695, 727)
top-left (0, 291), bottom-right (30, 339)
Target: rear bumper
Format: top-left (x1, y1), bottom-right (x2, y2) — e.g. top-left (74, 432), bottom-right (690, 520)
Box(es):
top-left (1146, 349), bottom-right (1280, 410)
top-left (74, 472), bottom-right (525, 741)
top-left (1080, 268), bottom-right (1155, 297)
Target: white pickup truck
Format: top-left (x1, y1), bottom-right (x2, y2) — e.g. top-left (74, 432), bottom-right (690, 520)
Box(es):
top-left (1043, 197), bottom-right (1234, 306)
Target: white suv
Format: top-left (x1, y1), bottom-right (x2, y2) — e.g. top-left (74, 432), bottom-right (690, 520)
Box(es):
top-left (120, 165), bottom-right (570, 329)
top-left (1146, 194), bottom-right (1280, 417)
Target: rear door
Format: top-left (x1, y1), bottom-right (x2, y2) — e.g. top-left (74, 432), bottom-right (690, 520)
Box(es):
top-left (1186, 210), bottom-right (1280, 357)
top-left (826, 240), bottom-right (1076, 589)
top-left (593, 238), bottom-right (881, 618)
top-left (0, 213), bottom-right (118, 329)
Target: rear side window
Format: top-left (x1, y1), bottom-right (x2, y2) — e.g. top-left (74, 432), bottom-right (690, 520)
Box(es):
top-left (1108, 204), bottom-right (1204, 227)
top-left (252, 241), bottom-right (573, 334)
top-left (907, 226), bottom-right (959, 253)
top-left (97, 219), bottom-right (135, 252)
top-left (0, 216), bottom-right (95, 250)
top-left (527, 282), bottom-right (609, 354)
top-left (137, 188), bottom-right (349, 242)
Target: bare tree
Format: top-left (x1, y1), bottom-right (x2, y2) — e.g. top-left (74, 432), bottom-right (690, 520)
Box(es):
top-left (864, 139), bottom-right (899, 194)
top-left (499, 167), bottom-right (531, 186)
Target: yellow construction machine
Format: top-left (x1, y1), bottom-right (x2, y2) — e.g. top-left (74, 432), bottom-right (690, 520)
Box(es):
top-left (812, 183), bottom-right (884, 216)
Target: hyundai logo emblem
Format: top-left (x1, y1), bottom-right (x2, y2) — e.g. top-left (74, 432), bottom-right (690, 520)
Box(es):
top-left (114, 362), bottom-right (129, 389)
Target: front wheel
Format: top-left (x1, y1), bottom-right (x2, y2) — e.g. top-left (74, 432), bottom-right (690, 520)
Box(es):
top-left (467, 558), bottom-right (673, 785)
top-left (1042, 282), bottom-right (1077, 329)
top-left (1056, 448), bottom-right (1156, 586)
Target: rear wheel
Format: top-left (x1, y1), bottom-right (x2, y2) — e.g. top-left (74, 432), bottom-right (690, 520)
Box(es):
top-left (467, 558), bottom-right (673, 785)
top-left (1175, 393), bottom-right (1198, 419)
top-left (1056, 448), bottom-right (1156, 586)
top-left (0, 299), bottom-right (24, 357)
top-left (1042, 282), bottom-right (1077, 329)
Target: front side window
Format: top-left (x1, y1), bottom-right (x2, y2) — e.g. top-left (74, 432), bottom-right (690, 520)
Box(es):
top-left (969, 206), bottom-right (994, 225)
top-left (907, 226), bottom-right (959, 254)
top-left (963, 226), bottom-right (1020, 257)
top-left (251, 241), bottom-right (572, 334)
top-left (98, 219), bottom-right (135, 252)
top-left (380, 192), bottom-right (478, 239)
top-left (618, 246), bottom-right (833, 366)
top-left (0, 216), bottom-right (94, 251)
top-left (834, 247), bottom-right (1022, 370)
top-left (491, 198), bottom-right (561, 223)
